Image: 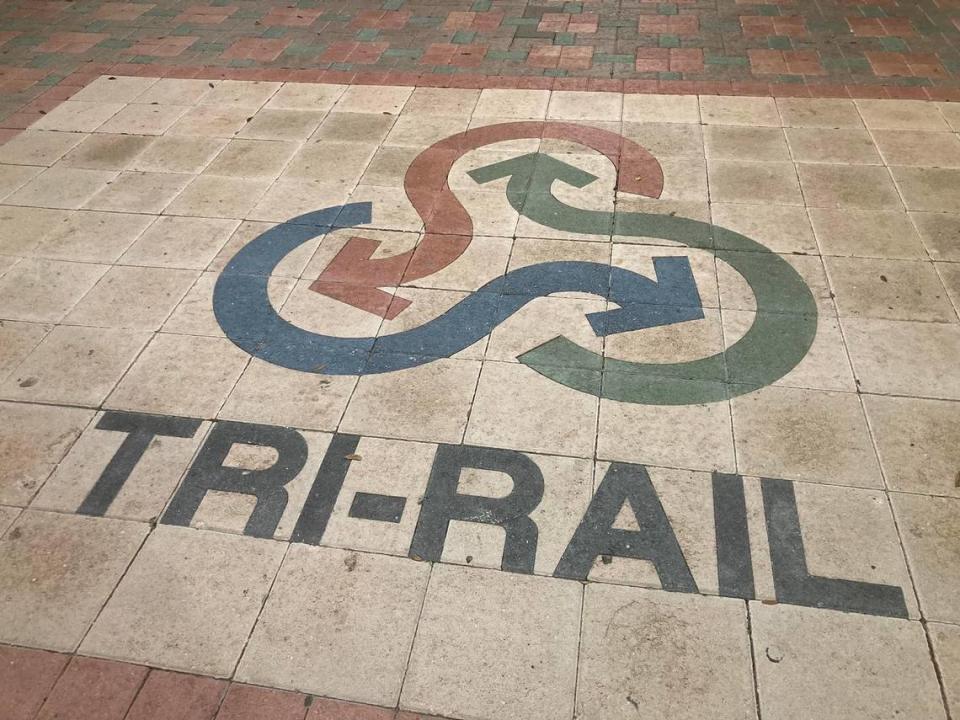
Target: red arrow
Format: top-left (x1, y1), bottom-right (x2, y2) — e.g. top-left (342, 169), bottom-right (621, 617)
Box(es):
top-left (310, 121), bottom-right (664, 318)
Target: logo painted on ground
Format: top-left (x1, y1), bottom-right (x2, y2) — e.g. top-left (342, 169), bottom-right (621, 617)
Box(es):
top-left (213, 123), bottom-right (818, 405)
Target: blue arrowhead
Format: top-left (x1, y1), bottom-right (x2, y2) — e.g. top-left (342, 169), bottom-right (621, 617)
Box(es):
top-left (587, 256), bottom-right (704, 336)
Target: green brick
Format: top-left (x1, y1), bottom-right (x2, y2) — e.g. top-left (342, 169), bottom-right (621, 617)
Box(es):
top-left (472, 0), bottom-right (493, 10)
top-left (880, 37), bottom-right (908, 52)
top-left (778, 74), bottom-right (804, 83)
top-left (657, 4), bottom-right (678, 16)
top-left (284, 44), bottom-right (322, 56)
top-left (756, 5), bottom-right (780, 16)
top-left (553, 32), bottom-right (576, 46)
top-left (658, 71), bottom-right (682, 80)
top-left (860, 5), bottom-right (887, 17)
top-left (262, 26), bottom-right (287, 38)
top-left (37, 73), bottom-right (65, 86)
top-left (451, 30), bottom-right (477, 44)
top-left (544, 68), bottom-right (568, 77)
top-left (97, 38), bottom-right (132, 49)
top-left (432, 65), bottom-right (458, 74)
top-left (384, 48), bottom-right (423, 58)
top-left (767, 36), bottom-right (792, 50)
top-left (228, 59), bottom-right (256, 67)
top-left (129, 56), bottom-right (157, 64)
top-left (705, 54), bottom-right (748, 66)
top-left (599, 18), bottom-right (634, 28)
top-left (329, 62), bottom-right (353, 71)
top-left (563, 2), bottom-right (583, 13)
top-left (172, 24), bottom-right (198, 36)
top-left (659, 34), bottom-right (680, 48)
top-left (409, 16), bottom-right (443, 26)
top-left (503, 17), bottom-right (539, 26)
top-left (382, 0), bottom-right (405, 9)
top-left (84, 21), bottom-right (109, 32)
top-left (593, 52), bottom-right (634, 65)
top-left (487, 49), bottom-right (528, 61)
top-left (356, 28), bottom-right (380, 41)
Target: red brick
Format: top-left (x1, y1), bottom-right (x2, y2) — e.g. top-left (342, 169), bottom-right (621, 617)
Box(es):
top-left (0, 645), bottom-right (69, 720)
top-left (37, 656), bottom-right (148, 720)
top-left (130, 36), bottom-right (198, 57)
top-left (305, 697), bottom-right (394, 720)
top-left (638, 14), bottom-right (699, 35)
top-left (216, 684), bottom-right (309, 720)
top-left (126, 670), bottom-right (227, 720)
top-left (95, 3), bottom-right (154, 21)
top-left (635, 48), bottom-right (669, 72)
top-left (261, 7), bottom-right (323, 26)
top-left (174, 5), bottom-right (237, 24)
top-left (36, 32), bottom-right (108, 53)
top-left (669, 48), bottom-right (703, 73)
top-left (221, 38), bottom-right (291, 62)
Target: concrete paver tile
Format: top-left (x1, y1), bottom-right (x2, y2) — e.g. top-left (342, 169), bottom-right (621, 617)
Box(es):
top-left (204, 138), bottom-right (301, 178)
top-left (0, 257), bottom-right (108, 322)
top-left (199, 80), bottom-right (281, 109)
top-left (705, 125), bottom-right (790, 162)
top-left (824, 256), bottom-right (955, 321)
top-left (865, 396), bottom-right (960, 497)
top-left (0, 644), bottom-right (69, 720)
top-left (785, 127), bottom-right (882, 164)
top-left (6, 165), bottom-right (117, 209)
top-left (342, 358), bottom-right (480, 444)
top-left (81, 525), bottom-right (285, 676)
top-left (64, 265), bottom-right (196, 329)
top-left (120, 216), bottom-right (239, 269)
top-left (776, 98), bottom-right (863, 129)
top-left (712, 203), bottom-right (817, 255)
top-left (891, 493), bottom-right (960, 623)
top-left (0, 510), bottom-right (147, 651)
top-left (400, 565), bottom-right (581, 720)
top-left (60, 133), bottom-right (153, 171)
top-left (237, 545), bottom-right (429, 705)
top-left (809, 208), bottom-right (926, 259)
top-left (796, 164), bottom-right (902, 209)
top-left (842, 317), bottom-right (960, 399)
top-left (0, 401), bottom-right (92, 505)
top-left (576, 584), bottom-right (755, 720)
top-left (0, 130), bottom-right (85, 166)
top-left (0, 205), bottom-right (68, 256)
top-left (890, 167), bottom-right (960, 212)
top-left (71, 75), bottom-right (159, 103)
top-left (750, 602), bottom-right (945, 719)
top-left (0, 319), bottom-right (50, 377)
top-left (873, 130), bottom-right (960, 167)
top-left (134, 78), bottom-right (216, 106)
top-left (336, 85), bottom-right (412, 115)
top-left (164, 175), bottom-right (272, 219)
top-left (731, 386), bottom-right (882, 488)
top-left (911, 212), bottom-right (960, 261)
top-left (473, 89), bottom-right (550, 119)
top-left (131, 135), bottom-right (228, 173)
top-left (623, 93), bottom-right (700, 123)
top-left (856, 99), bottom-right (951, 131)
top-left (37, 656), bottom-right (148, 720)
top-left (84, 170), bottom-right (193, 213)
top-left (30, 101), bottom-right (125, 132)
top-left (0, 325), bottom-right (150, 406)
top-left (105, 333), bottom-right (250, 418)
top-left (238, 109), bottom-right (326, 141)
top-left (708, 160), bottom-right (802, 205)
top-left (699, 96), bottom-right (780, 126)
top-left (219, 359), bottom-right (357, 431)
top-left (266, 83), bottom-right (346, 111)
top-left (929, 623), bottom-right (960, 714)
top-left (466, 360), bottom-right (599, 457)
top-left (96, 103), bottom-right (190, 135)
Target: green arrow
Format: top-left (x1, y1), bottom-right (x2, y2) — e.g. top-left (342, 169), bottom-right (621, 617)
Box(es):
top-left (469, 153), bottom-right (818, 406)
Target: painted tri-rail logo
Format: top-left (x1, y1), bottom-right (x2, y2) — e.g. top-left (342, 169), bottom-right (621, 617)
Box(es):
top-left (213, 122), bottom-right (818, 404)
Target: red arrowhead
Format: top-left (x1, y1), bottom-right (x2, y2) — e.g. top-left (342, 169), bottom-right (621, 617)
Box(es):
top-left (311, 121), bottom-right (664, 318)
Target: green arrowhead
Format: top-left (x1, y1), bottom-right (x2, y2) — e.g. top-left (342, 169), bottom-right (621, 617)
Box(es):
top-left (467, 152), bottom-right (599, 191)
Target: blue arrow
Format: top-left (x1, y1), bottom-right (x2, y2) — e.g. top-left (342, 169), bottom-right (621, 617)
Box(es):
top-left (213, 203), bottom-right (705, 375)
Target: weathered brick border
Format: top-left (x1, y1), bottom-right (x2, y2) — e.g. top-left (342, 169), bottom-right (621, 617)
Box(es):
top-left (1, 643), bottom-right (445, 720)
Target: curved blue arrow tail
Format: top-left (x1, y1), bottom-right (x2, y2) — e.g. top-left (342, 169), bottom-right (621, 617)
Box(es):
top-left (213, 203), bottom-right (705, 375)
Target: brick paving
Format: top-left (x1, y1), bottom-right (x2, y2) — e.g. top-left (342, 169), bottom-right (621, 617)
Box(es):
top-left (2, 0), bottom-right (960, 130)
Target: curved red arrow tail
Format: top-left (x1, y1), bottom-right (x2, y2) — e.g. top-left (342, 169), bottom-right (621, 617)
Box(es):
top-left (311, 121), bottom-right (665, 317)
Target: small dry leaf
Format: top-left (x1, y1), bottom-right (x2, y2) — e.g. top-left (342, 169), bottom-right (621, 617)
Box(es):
top-left (344, 453), bottom-right (362, 461)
